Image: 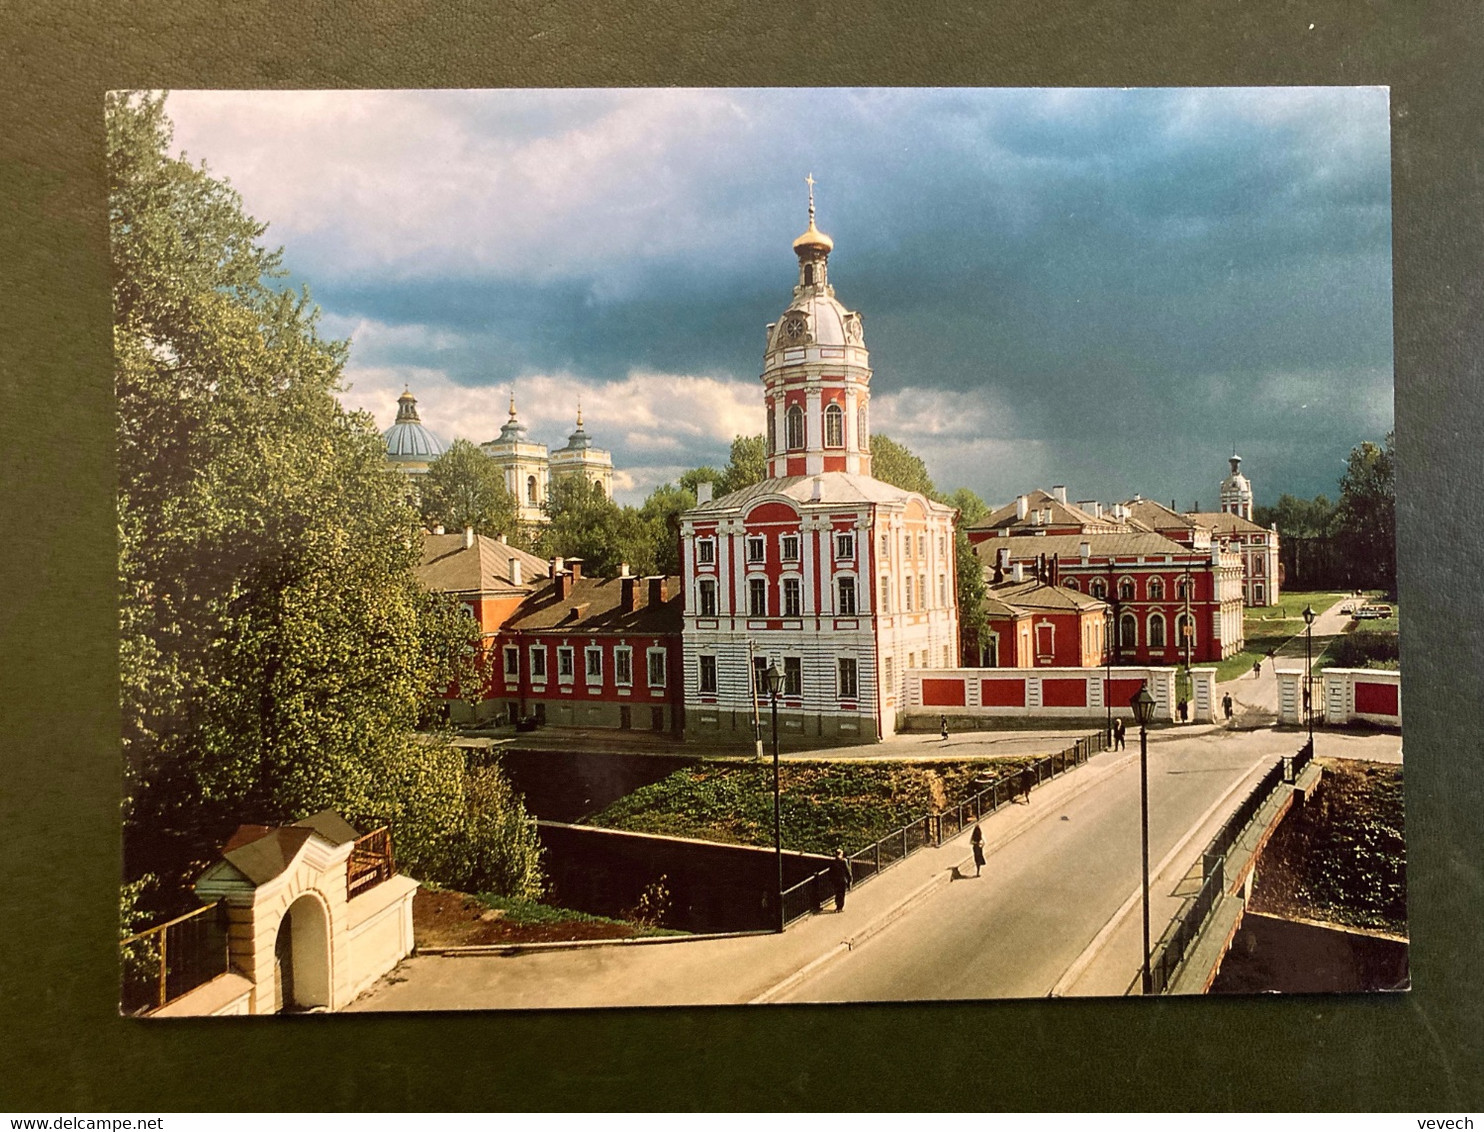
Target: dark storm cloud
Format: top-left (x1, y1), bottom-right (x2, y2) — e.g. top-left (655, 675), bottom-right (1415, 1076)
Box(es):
top-left (172, 87), bottom-right (1392, 507)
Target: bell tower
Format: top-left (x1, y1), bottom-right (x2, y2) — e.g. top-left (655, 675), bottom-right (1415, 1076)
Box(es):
top-left (762, 175), bottom-right (873, 478)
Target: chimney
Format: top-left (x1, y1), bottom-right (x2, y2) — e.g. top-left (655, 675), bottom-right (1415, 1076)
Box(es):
top-left (1079, 540), bottom-right (1091, 562)
top-left (811, 477), bottom-right (823, 502)
top-left (509, 558), bottom-right (522, 587)
top-left (555, 571), bottom-right (569, 600)
top-left (647, 576), bottom-right (668, 607)
top-left (498, 533), bottom-right (508, 544)
top-left (621, 575), bottom-right (638, 613)
top-left (567, 558), bottom-right (583, 582)
top-left (433, 524), bottom-right (445, 535)
top-left (696, 482), bottom-right (713, 505)
top-left (1012, 561), bottom-right (1024, 584)
top-left (553, 556), bottom-right (564, 575)
top-left (463, 526), bottom-right (475, 549)
top-left (1171, 499), bottom-right (1177, 512)
top-left (1052, 485), bottom-right (1067, 505)
top-left (1015, 494), bottom-right (1029, 520)
top-left (620, 561), bottom-right (630, 577)
top-left (1050, 554), bottom-right (1059, 587)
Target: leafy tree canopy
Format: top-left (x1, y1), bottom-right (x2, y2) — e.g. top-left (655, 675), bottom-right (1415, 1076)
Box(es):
top-left (420, 438), bottom-right (518, 537)
top-left (111, 92), bottom-right (539, 916)
top-left (1333, 432), bottom-right (1397, 590)
top-left (1253, 493), bottom-right (1336, 538)
top-left (869, 433), bottom-right (938, 498)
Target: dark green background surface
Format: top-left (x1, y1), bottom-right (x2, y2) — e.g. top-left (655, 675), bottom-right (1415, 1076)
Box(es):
top-left (4, 0), bottom-right (1480, 1112)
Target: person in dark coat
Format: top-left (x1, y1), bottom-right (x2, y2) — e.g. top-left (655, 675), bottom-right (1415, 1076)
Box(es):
top-left (1177, 699), bottom-right (1189, 723)
top-left (970, 824), bottom-right (985, 877)
top-left (940, 714), bottom-right (949, 742)
top-left (829, 849), bottom-right (851, 912)
top-left (1113, 718), bottom-right (1126, 750)
top-left (1222, 692), bottom-right (1234, 721)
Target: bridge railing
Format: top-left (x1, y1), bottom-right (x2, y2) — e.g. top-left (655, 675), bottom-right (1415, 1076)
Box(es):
top-left (1141, 738), bottom-right (1315, 994)
top-left (120, 901), bottom-right (230, 1016)
top-left (780, 731), bottom-right (1107, 926)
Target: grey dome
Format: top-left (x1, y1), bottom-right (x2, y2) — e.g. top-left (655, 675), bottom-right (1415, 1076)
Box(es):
top-left (384, 389), bottom-right (447, 461)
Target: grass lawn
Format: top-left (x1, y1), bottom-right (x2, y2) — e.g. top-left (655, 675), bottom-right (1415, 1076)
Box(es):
top-left (413, 887), bottom-right (682, 947)
top-left (1316, 592), bottom-right (1400, 669)
top-left (587, 757), bottom-right (1041, 856)
top-left (1213, 590), bottom-right (1348, 682)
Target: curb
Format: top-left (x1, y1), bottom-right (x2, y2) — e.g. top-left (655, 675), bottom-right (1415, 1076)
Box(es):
top-left (419, 928), bottom-right (771, 957)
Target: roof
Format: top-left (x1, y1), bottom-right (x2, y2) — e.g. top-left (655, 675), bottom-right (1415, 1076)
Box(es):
top-left (688, 473), bottom-right (952, 517)
top-left (974, 530), bottom-right (1201, 561)
top-left (291, 810), bottom-right (361, 846)
top-left (417, 532), bottom-right (550, 595)
top-left (1123, 499), bottom-right (1196, 533)
top-left (983, 578), bottom-right (1108, 614)
top-left (221, 826), bottom-right (318, 886)
top-left (384, 419), bottom-right (447, 461)
top-left (969, 489), bottom-right (1122, 535)
top-left (505, 574), bottom-right (684, 635)
top-left (1187, 511), bottom-right (1270, 536)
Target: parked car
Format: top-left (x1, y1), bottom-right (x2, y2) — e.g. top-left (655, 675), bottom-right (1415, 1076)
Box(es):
top-left (1356, 604), bottom-right (1394, 620)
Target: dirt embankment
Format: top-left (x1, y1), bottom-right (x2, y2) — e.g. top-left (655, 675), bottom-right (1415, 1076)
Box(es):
top-left (413, 889), bottom-right (653, 947)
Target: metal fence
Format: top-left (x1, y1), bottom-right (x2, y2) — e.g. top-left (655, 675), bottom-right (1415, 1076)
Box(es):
top-left (779, 731), bottom-right (1107, 926)
top-left (1140, 738), bottom-right (1314, 994)
top-left (119, 901), bottom-right (230, 1016)
top-left (347, 826), bottom-right (395, 901)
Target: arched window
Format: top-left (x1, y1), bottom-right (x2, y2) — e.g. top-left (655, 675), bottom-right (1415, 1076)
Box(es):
top-left (1119, 613), bottom-right (1138, 649)
top-left (1090, 578), bottom-right (1107, 600)
top-left (824, 403), bottom-right (844, 447)
top-left (1148, 577), bottom-right (1164, 601)
top-left (803, 263), bottom-right (815, 286)
top-left (786, 404), bottom-right (805, 450)
top-left (527, 475), bottom-right (537, 505)
top-left (1118, 577), bottom-right (1136, 601)
top-left (1176, 613), bottom-right (1196, 649)
top-left (1148, 613), bottom-right (1166, 648)
top-left (1064, 578), bottom-right (1079, 591)
top-left (857, 404), bottom-right (868, 448)
top-left (1176, 577), bottom-right (1191, 600)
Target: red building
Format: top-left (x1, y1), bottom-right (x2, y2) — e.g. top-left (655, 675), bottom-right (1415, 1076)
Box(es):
top-left (490, 564), bottom-right (685, 733)
top-left (969, 576), bottom-right (1109, 668)
top-left (972, 532), bottom-right (1244, 664)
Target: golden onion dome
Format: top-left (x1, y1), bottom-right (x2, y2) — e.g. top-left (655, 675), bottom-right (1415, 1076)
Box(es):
top-left (792, 220), bottom-right (834, 255)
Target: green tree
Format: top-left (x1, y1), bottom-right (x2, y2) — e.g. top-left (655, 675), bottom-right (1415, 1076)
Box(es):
top-left (946, 486), bottom-right (989, 528)
top-left (869, 433), bottom-right (938, 497)
top-left (1254, 493), bottom-right (1335, 538)
top-left (539, 476), bottom-right (658, 576)
top-left (639, 482), bottom-right (696, 576)
top-left (112, 92), bottom-right (540, 916)
top-left (1333, 432), bottom-right (1397, 591)
top-left (420, 438), bottom-right (518, 537)
top-left (717, 434), bottom-right (767, 494)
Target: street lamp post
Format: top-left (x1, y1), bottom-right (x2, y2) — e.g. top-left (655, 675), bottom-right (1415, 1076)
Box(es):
top-left (766, 661), bottom-right (785, 933)
top-left (1130, 685), bottom-right (1157, 994)
top-left (1302, 605), bottom-right (1317, 748)
top-left (1104, 605), bottom-right (1114, 748)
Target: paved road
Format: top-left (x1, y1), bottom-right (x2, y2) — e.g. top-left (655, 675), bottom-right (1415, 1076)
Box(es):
top-left (775, 728), bottom-right (1283, 1003)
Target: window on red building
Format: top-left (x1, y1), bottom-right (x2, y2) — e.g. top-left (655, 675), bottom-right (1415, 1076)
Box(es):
top-left (1120, 614), bottom-right (1138, 649)
top-left (585, 646), bottom-right (603, 684)
top-left (748, 577), bottom-right (767, 617)
top-left (836, 532), bottom-right (854, 560)
top-left (699, 654), bottom-right (717, 694)
top-left (825, 403), bottom-right (844, 447)
top-left (1149, 614), bottom-right (1166, 648)
top-left (696, 538), bottom-right (715, 565)
top-left (1090, 578), bottom-right (1107, 600)
top-left (647, 648), bottom-right (667, 689)
top-left (838, 657), bottom-right (857, 699)
top-left (746, 535), bottom-right (765, 563)
top-left (1149, 578), bottom-right (1164, 600)
top-left (557, 646), bottom-right (574, 681)
top-left (614, 647), bottom-right (632, 687)
top-left (504, 646), bottom-right (519, 677)
top-left (698, 578), bottom-right (717, 617)
top-left (1119, 577), bottom-right (1136, 601)
top-left (783, 656), bottom-right (802, 696)
top-left (781, 534), bottom-right (800, 562)
top-left (529, 645), bottom-right (547, 680)
top-left (786, 405), bottom-right (805, 449)
top-left (838, 576), bottom-right (857, 615)
top-left (783, 577), bottom-right (802, 617)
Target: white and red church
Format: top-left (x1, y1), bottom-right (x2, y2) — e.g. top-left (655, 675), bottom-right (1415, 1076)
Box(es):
top-left (678, 187), bottom-right (959, 743)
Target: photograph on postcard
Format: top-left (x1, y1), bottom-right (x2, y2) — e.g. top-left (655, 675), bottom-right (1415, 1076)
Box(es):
top-left (111, 87), bottom-right (1402, 1015)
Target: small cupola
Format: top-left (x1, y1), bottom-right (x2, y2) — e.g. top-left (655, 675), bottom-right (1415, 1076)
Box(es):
top-left (792, 173), bottom-right (834, 291)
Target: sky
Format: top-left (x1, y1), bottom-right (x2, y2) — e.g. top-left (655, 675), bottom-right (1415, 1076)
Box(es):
top-left (165, 87), bottom-right (1394, 509)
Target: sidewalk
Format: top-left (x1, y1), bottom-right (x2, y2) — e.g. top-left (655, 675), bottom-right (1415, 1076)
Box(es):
top-left (347, 741), bottom-right (1134, 1011)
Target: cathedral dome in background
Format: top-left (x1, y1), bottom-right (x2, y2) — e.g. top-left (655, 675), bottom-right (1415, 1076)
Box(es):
top-left (384, 388), bottom-right (447, 465)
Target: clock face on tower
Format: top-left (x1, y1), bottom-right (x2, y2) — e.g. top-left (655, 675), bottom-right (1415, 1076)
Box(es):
top-left (781, 314), bottom-right (807, 343)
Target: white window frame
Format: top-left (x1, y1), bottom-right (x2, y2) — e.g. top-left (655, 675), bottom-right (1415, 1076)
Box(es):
top-left (557, 645), bottom-right (575, 683)
top-left (698, 653), bottom-right (717, 694)
top-left (783, 576), bottom-right (802, 617)
top-left (836, 532), bottom-right (854, 560)
top-left (748, 577), bottom-right (768, 617)
top-left (786, 404), bottom-right (805, 450)
top-left (746, 535), bottom-right (766, 563)
top-left (503, 645), bottom-right (519, 677)
top-left (838, 657), bottom-right (858, 699)
top-left (1148, 613), bottom-right (1167, 649)
top-left (837, 575), bottom-right (857, 615)
top-left (614, 646), bottom-right (633, 687)
top-left (647, 647), bottom-right (667, 689)
top-left (880, 575), bottom-right (891, 614)
top-left (780, 534), bottom-right (800, 562)
top-left (698, 578), bottom-right (718, 617)
top-left (696, 538), bottom-right (716, 565)
top-left (824, 402), bottom-right (844, 447)
top-left (783, 655), bottom-right (802, 697)
top-left (529, 644), bottom-right (547, 680)
top-left (585, 645), bottom-right (603, 685)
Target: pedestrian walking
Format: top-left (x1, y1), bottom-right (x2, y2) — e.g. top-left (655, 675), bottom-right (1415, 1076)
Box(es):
top-left (1177, 699), bottom-right (1189, 724)
top-left (1253, 658), bottom-right (1262, 678)
top-left (940, 714), bottom-right (949, 742)
top-left (1222, 692), bottom-right (1234, 721)
top-left (1019, 765), bottom-right (1035, 804)
top-left (1112, 718), bottom-right (1126, 751)
top-left (970, 824), bottom-right (985, 877)
top-left (828, 848), bottom-right (851, 912)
